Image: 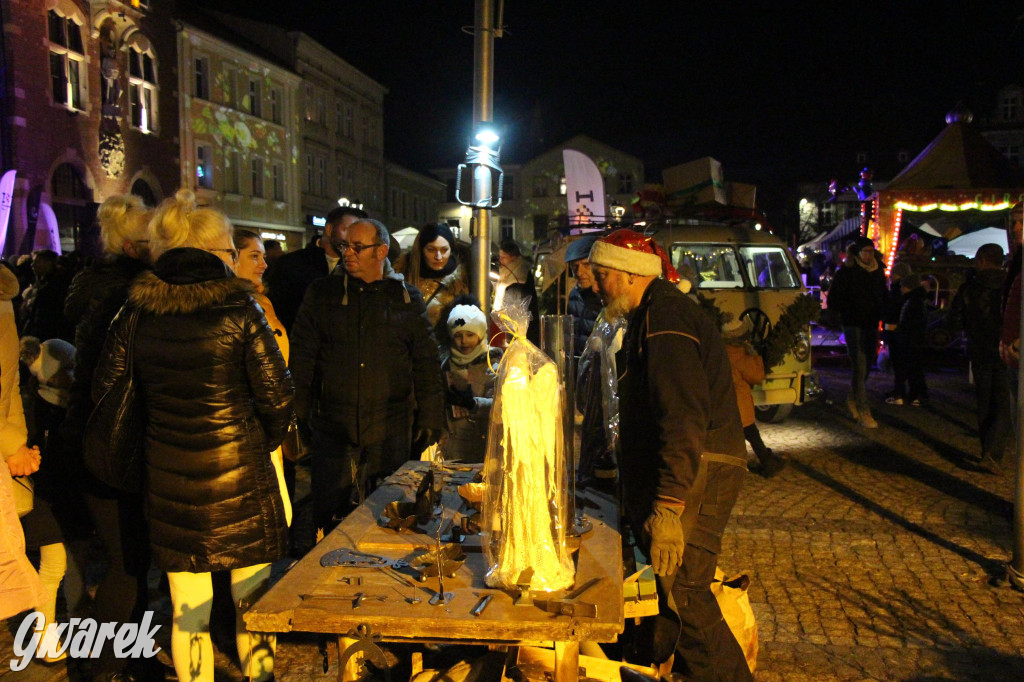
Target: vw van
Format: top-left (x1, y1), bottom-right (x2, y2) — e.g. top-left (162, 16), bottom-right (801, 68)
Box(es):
top-left (655, 222), bottom-right (820, 422)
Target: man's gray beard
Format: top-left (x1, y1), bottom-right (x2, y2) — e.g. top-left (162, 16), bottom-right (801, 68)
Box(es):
top-left (604, 294), bottom-right (633, 321)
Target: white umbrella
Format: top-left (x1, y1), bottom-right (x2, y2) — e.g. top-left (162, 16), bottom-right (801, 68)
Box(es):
top-left (946, 227), bottom-right (1008, 259)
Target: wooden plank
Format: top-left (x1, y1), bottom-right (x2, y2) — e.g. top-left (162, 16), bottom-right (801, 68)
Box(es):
top-left (245, 462), bottom-right (624, 646)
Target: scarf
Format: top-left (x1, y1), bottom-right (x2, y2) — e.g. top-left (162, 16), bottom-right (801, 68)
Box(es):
top-left (450, 341), bottom-right (488, 365)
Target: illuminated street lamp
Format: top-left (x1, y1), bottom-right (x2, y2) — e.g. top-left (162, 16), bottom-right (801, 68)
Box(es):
top-left (456, 128), bottom-right (503, 209)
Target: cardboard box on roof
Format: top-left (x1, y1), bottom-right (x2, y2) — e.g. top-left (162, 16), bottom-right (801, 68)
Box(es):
top-left (663, 157), bottom-right (726, 206)
top-left (727, 182), bottom-right (757, 208)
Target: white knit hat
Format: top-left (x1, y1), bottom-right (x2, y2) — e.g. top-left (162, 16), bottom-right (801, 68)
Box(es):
top-left (447, 304), bottom-right (487, 339)
top-left (588, 229), bottom-right (664, 277)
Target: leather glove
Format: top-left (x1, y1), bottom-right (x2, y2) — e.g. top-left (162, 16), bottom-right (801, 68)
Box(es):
top-left (412, 427), bottom-right (442, 455)
top-left (445, 386), bottom-right (477, 410)
top-left (643, 502), bottom-right (686, 576)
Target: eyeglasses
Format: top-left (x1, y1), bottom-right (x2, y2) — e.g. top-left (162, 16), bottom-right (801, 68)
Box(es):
top-left (337, 241), bottom-right (383, 255)
top-left (208, 248), bottom-right (239, 263)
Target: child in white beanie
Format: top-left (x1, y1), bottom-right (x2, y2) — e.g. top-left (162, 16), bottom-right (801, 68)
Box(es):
top-left (442, 302), bottom-right (502, 463)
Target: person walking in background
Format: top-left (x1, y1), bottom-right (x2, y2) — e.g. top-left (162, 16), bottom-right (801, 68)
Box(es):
top-left (950, 243), bottom-right (1010, 473)
top-left (93, 189), bottom-right (293, 682)
top-left (883, 262), bottom-right (912, 404)
top-left (20, 250), bottom-right (73, 343)
top-left (722, 317), bottom-right (786, 478)
top-left (827, 237), bottom-right (888, 428)
top-left (896, 273), bottom-right (930, 407)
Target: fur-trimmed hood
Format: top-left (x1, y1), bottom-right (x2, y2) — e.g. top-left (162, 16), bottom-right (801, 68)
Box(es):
top-left (129, 247), bottom-right (255, 315)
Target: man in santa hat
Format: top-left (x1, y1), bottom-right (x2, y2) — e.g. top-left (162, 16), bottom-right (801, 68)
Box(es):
top-left (588, 229), bottom-right (751, 681)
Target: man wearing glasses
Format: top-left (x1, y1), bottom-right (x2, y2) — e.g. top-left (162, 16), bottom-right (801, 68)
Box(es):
top-left (290, 219), bottom-right (444, 539)
top-left (266, 205), bottom-right (368, 332)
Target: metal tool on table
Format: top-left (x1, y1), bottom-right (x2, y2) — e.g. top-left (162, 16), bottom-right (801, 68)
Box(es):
top-left (470, 594), bottom-right (494, 617)
top-left (336, 624), bottom-right (391, 682)
top-left (530, 577), bottom-right (603, 619)
top-left (428, 487), bottom-right (453, 605)
top-left (380, 469), bottom-right (436, 531)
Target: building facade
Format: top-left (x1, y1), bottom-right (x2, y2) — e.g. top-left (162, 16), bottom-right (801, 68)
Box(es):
top-left (384, 162), bottom-right (445, 237)
top-left (176, 16), bottom-right (303, 249)
top-left (1, 0), bottom-right (180, 254)
top-left (979, 85), bottom-right (1024, 168)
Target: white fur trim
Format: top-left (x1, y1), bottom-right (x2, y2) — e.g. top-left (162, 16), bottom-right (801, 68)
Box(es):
top-left (588, 240), bottom-right (662, 276)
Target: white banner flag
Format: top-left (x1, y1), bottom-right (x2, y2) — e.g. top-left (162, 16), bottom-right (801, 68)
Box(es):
top-left (36, 202), bottom-right (61, 255)
top-left (0, 170), bottom-right (16, 256)
top-left (563, 150), bottom-right (606, 226)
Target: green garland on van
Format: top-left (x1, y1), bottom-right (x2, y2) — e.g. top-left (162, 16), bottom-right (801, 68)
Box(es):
top-left (762, 294), bottom-right (821, 369)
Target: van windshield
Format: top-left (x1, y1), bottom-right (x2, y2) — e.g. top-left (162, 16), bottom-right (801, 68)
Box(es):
top-left (739, 246), bottom-right (800, 289)
top-left (670, 243), bottom-right (801, 290)
top-left (670, 244), bottom-right (745, 289)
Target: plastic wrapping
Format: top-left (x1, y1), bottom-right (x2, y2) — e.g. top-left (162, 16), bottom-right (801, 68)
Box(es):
top-left (575, 316), bottom-right (626, 481)
top-left (481, 297), bottom-right (575, 591)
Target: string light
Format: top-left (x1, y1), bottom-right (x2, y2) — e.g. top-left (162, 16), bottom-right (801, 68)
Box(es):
top-left (895, 200), bottom-right (1014, 212)
top-left (885, 208), bottom-right (902, 276)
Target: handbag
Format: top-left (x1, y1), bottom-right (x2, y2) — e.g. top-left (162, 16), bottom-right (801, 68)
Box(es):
top-left (280, 413), bottom-right (308, 463)
top-left (84, 306), bottom-right (145, 493)
top-left (11, 475), bottom-right (33, 517)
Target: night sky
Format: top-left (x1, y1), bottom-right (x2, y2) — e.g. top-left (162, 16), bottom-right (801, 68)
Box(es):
top-left (190, 1), bottom-right (1024, 228)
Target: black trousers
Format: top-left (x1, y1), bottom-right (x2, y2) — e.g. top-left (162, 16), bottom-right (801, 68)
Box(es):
top-left (974, 360), bottom-right (1012, 460)
top-left (634, 462), bottom-right (752, 681)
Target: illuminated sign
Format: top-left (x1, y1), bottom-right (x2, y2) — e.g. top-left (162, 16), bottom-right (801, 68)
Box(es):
top-left (311, 216), bottom-right (326, 227)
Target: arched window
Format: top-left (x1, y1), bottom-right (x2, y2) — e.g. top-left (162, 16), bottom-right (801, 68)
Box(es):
top-left (47, 9), bottom-right (86, 110)
top-left (130, 179), bottom-right (157, 207)
top-left (127, 41), bottom-right (158, 132)
top-left (51, 163), bottom-right (93, 251)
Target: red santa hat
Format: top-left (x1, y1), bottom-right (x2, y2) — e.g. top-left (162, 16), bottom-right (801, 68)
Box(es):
top-left (589, 229), bottom-right (683, 285)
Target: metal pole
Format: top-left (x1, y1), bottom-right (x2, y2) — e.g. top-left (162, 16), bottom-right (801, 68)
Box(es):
top-left (471, 0), bottom-right (495, 314)
top-left (541, 315), bottom-right (577, 533)
top-left (1011, 248), bottom-right (1024, 589)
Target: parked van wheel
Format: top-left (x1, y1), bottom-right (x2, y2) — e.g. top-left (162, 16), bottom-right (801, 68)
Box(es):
top-left (755, 403), bottom-right (793, 423)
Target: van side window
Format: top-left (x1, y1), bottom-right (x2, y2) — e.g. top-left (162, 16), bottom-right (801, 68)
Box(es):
top-left (740, 246), bottom-right (800, 289)
top-left (670, 244), bottom-right (744, 289)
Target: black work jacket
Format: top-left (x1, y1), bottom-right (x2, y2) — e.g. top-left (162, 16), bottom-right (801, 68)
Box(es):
top-left (289, 271), bottom-right (445, 449)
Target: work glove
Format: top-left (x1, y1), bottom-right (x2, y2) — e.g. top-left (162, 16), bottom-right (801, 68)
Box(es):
top-left (445, 385), bottom-right (477, 410)
top-left (643, 502), bottom-right (686, 576)
top-left (412, 427), bottom-right (442, 456)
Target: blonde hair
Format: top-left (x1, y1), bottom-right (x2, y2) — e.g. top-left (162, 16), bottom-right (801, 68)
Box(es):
top-left (97, 194), bottom-right (151, 255)
top-left (147, 188), bottom-right (232, 259)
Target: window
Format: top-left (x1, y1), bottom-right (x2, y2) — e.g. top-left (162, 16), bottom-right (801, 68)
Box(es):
top-left (618, 174), bottom-right (634, 194)
top-left (128, 46), bottom-right (157, 133)
top-left (304, 84), bottom-right (314, 121)
top-left (194, 57), bottom-right (209, 99)
top-left (855, 151), bottom-right (868, 164)
top-left (559, 176), bottom-right (567, 196)
top-left (532, 214), bottom-right (548, 241)
top-left (246, 78), bottom-right (261, 117)
top-left (337, 164), bottom-right (344, 194)
top-left (225, 151), bottom-right (240, 194)
top-left (390, 188), bottom-right (399, 216)
top-left (500, 217), bottom-right (515, 242)
top-left (670, 244), bottom-right (744, 290)
top-left (344, 104), bottom-right (354, 138)
top-left (504, 175), bottom-right (515, 200)
top-left (740, 246), bottom-right (800, 289)
top-left (317, 156), bottom-right (326, 197)
top-left (316, 91), bottom-right (326, 125)
top-left (251, 158), bottom-right (265, 198)
top-left (1003, 91), bottom-right (1022, 121)
top-left (196, 145), bottom-right (213, 189)
top-left (269, 88), bottom-right (281, 124)
top-left (335, 101), bottom-right (343, 135)
top-left (47, 10), bottom-right (85, 110)
top-left (305, 154), bottom-right (314, 193)
top-left (532, 175), bottom-right (548, 198)
top-left (401, 191), bottom-right (408, 220)
top-left (272, 163), bottom-right (284, 201)
top-left (1006, 145), bottom-right (1022, 167)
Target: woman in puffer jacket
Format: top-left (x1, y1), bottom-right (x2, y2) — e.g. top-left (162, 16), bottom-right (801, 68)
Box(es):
top-left (93, 189), bottom-right (293, 682)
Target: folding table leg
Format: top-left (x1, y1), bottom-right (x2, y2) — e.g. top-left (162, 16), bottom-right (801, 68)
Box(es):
top-left (554, 641), bottom-right (580, 682)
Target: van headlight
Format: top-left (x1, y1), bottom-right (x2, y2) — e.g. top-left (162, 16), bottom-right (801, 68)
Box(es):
top-left (793, 332), bottom-right (810, 362)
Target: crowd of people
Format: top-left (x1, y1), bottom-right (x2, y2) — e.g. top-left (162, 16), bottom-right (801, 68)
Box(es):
top-left (16, 191), bottom-right (994, 680)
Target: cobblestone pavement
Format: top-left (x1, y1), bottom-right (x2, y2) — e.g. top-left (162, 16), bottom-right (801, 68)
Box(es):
top-left (5, 360), bottom-right (1024, 681)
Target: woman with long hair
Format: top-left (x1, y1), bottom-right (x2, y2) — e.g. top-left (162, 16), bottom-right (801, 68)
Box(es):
top-left (396, 222), bottom-right (470, 327)
top-left (93, 189), bottom-right (292, 682)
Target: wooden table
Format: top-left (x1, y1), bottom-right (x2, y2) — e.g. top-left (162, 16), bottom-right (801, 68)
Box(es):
top-left (245, 461), bottom-right (623, 681)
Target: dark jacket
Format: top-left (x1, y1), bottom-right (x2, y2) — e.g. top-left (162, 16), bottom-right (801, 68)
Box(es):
top-left (62, 255), bottom-right (149, 472)
top-left (568, 285), bottom-right (602, 354)
top-left (265, 242), bottom-right (329, 333)
top-left (616, 278), bottom-right (746, 532)
top-left (289, 270), bottom-right (445, 456)
top-left (93, 248), bottom-right (293, 573)
top-left (897, 286), bottom-right (928, 349)
top-left (21, 269), bottom-right (73, 342)
top-left (827, 256), bottom-right (887, 329)
top-left (949, 268), bottom-right (1005, 364)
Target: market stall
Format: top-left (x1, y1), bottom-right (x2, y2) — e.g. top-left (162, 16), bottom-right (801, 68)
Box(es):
top-left (870, 112), bottom-right (1024, 274)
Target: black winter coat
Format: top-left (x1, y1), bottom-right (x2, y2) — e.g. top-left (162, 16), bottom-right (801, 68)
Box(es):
top-left (568, 285), bottom-right (602, 354)
top-left (265, 242), bottom-right (329, 333)
top-left (289, 271), bottom-right (445, 457)
top-left (897, 287), bottom-right (929, 349)
top-left (616, 278), bottom-right (746, 537)
top-left (949, 268), bottom-right (1005, 364)
top-left (63, 256), bottom-right (149, 471)
top-left (93, 248), bottom-right (293, 573)
top-left (828, 256), bottom-right (887, 329)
